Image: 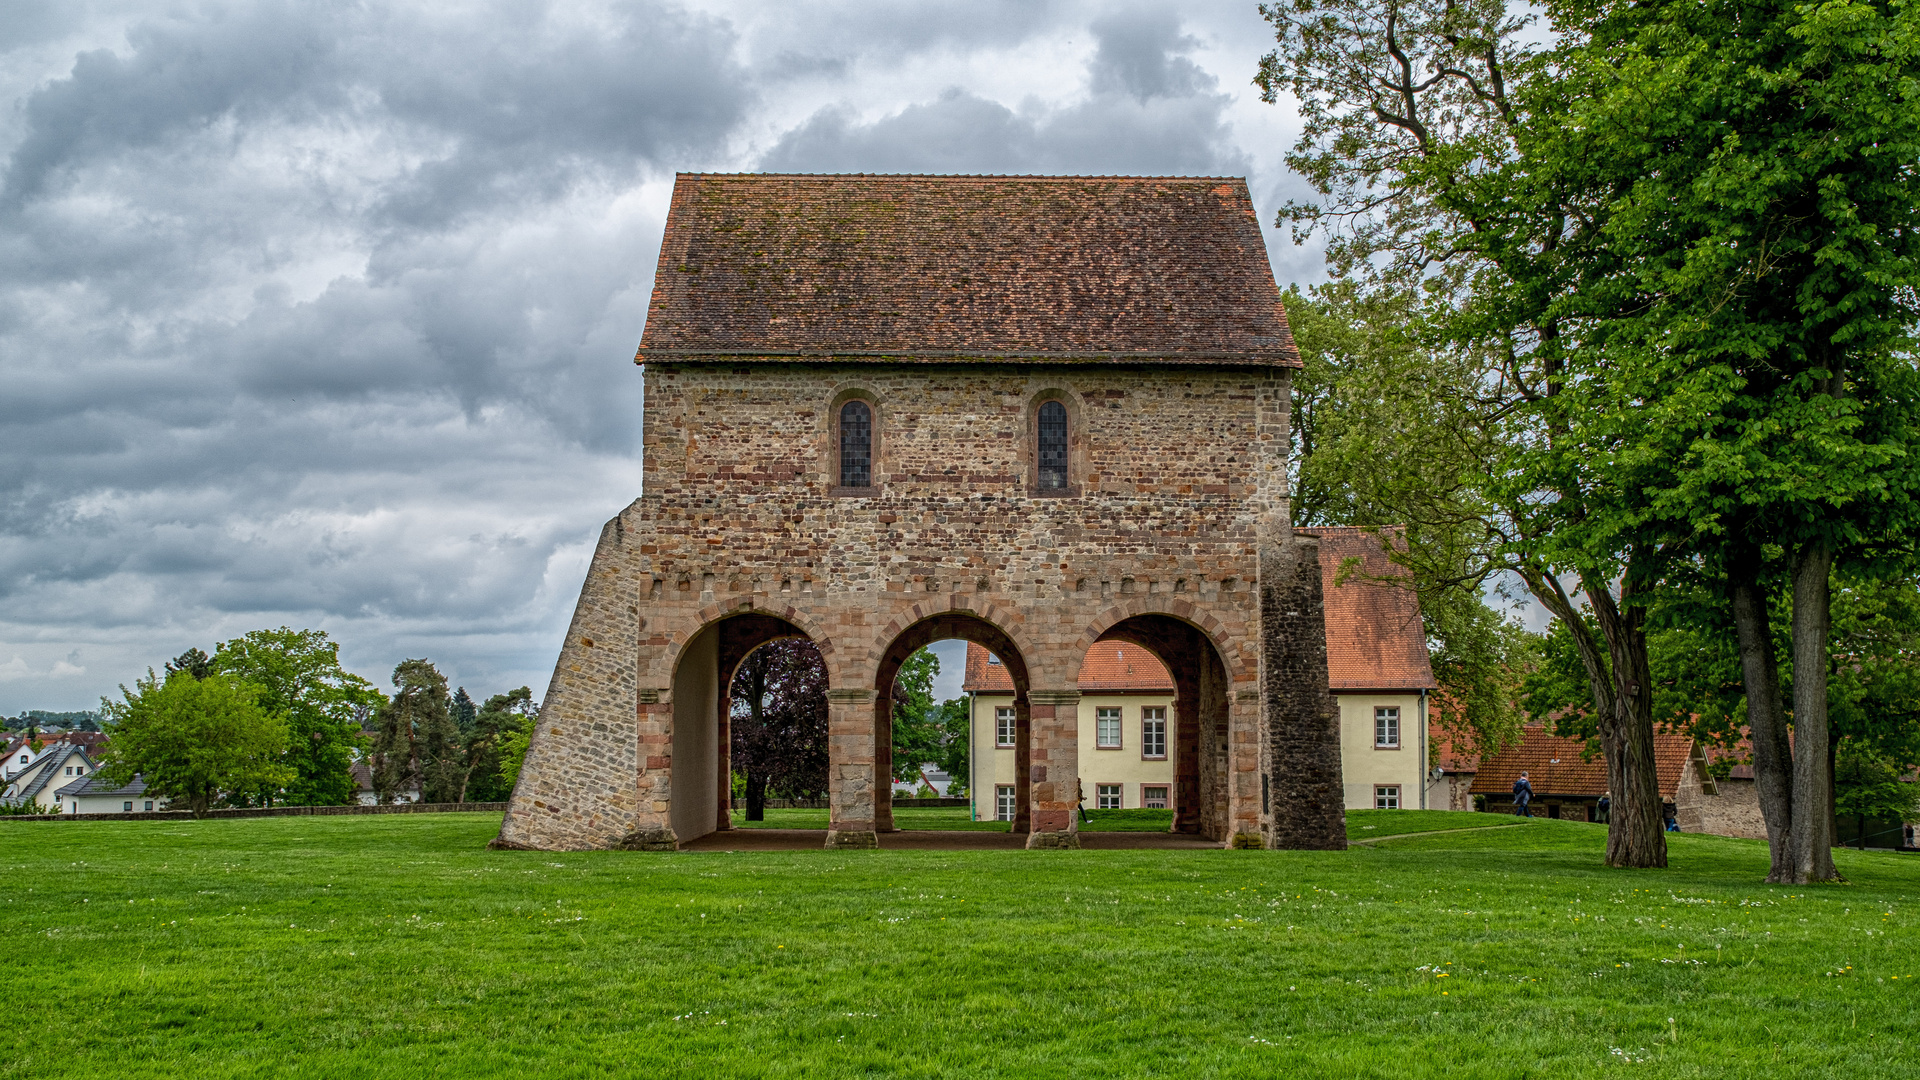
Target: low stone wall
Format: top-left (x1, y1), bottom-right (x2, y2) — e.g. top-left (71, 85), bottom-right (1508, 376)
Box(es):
top-left (0, 801), bottom-right (507, 824)
top-left (730, 797), bottom-right (969, 810)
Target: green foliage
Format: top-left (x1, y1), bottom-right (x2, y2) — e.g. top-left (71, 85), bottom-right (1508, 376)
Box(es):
top-left (210, 628), bottom-right (381, 807)
top-left (11, 710), bottom-right (102, 732)
top-left (730, 639), bottom-right (830, 813)
top-left (1833, 742), bottom-right (1920, 828)
top-left (473, 687), bottom-right (539, 801)
top-left (1285, 284), bottom-right (1536, 755)
top-left (889, 648), bottom-right (968, 789)
top-left (96, 670), bottom-right (294, 816)
top-left (367, 659), bottom-right (451, 804)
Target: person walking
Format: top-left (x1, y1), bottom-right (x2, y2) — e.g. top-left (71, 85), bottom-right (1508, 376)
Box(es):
top-left (1596, 791), bottom-right (1611, 825)
top-left (1512, 772), bottom-right (1534, 817)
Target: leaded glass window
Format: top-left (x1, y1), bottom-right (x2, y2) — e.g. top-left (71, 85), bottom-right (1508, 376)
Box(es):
top-left (1037, 400), bottom-right (1068, 490)
top-left (839, 400), bottom-right (872, 487)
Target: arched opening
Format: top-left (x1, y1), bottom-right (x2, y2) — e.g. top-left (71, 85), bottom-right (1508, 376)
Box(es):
top-left (670, 612), bottom-right (815, 844)
top-left (874, 613), bottom-right (1032, 834)
top-left (1089, 615), bottom-right (1234, 840)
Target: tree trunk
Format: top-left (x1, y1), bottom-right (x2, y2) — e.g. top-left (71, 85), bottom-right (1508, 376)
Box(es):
top-left (1586, 577), bottom-right (1667, 869)
top-left (745, 773), bottom-right (767, 822)
top-left (1788, 541), bottom-right (1842, 883)
top-left (1729, 549), bottom-right (1794, 881)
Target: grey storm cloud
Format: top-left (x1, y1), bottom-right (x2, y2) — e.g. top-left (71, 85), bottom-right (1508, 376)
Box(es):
top-left (0, 0), bottom-right (1305, 710)
top-left (760, 8), bottom-right (1248, 176)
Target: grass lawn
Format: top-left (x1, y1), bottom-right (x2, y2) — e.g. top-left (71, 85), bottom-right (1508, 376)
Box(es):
top-left (729, 807), bottom-right (1181, 832)
top-left (3, 811), bottom-right (1915, 1078)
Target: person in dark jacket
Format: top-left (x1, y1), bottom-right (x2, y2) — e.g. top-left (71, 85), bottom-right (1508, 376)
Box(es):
top-left (1596, 791), bottom-right (1611, 825)
top-left (1512, 772), bottom-right (1534, 817)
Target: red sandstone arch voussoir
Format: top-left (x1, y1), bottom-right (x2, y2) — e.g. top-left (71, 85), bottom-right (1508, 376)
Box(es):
top-left (1076, 599), bottom-right (1246, 685)
top-left (654, 597), bottom-right (837, 685)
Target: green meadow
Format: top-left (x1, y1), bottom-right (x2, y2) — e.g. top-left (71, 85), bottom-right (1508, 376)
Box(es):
top-left (3, 810), bottom-right (1914, 1078)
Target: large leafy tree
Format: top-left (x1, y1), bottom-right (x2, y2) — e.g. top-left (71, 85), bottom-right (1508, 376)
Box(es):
top-left (211, 628), bottom-right (382, 806)
top-left (1258, 0), bottom-right (1674, 866)
top-left (97, 670), bottom-right (295, 817)
top-left (729, 639), bottom-right (829, 821)
top-left (1544, 0), bottom-right (1920, 882)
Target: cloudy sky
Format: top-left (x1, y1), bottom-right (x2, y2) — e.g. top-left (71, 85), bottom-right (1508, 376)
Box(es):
top-left (0, 0), bottom-right (1323, 713)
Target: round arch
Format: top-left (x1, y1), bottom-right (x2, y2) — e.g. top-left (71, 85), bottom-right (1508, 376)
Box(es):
top-left (869, 607), bottom-right (1035, 833)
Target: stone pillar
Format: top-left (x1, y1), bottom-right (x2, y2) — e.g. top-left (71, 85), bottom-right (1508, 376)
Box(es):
top-left (1171, 687), bottom-right (1202, 833)
top-left (826, 687), bottom-right (879, 849)
top-left (874, 694), bottom-right (896, 832)
top-left (1259, 534), bottom-right (1346, 850)
top-left (1026, 689), bottom-right (1082, 849)
top-left (715, 687), bottom-right (732, 831)
top-left (1013, 690), bottom-right (1032, 834)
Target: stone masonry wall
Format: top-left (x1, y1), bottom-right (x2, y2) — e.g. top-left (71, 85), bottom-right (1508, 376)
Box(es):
top-left (497, 361), bottom-right (1327, 851)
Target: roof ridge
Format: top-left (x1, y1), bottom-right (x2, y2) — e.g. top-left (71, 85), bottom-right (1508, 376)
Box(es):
top-left (677, 172), bottom-right (1248, 182)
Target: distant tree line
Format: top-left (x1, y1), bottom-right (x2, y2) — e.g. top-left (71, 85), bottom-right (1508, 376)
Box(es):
top-left (82, 628), bottom-right (538, 816)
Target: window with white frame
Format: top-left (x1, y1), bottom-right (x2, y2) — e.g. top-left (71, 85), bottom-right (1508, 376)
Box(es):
top-left (1095, 707), bottom-right (1122, 749)
top-left (1140, 706), bottom-right (1167, 759)
top-left (1375, 785), bottom-right (1401, 810)
top-left (995, 785), bottom-right (1016, 821)
top-left (1142, 785), bottom-right (1169, 809)
top-left (995, 706), bottom-right (1016, 747)
top-left (1375, 706), bottom-right (1401, 748)
top-left (1096, 784), bottom-right (1123, 810)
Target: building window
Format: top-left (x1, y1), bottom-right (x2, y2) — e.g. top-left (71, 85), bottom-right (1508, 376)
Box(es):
top-left (123, 801), bottom-right (133, 812)
top-left (65, 766), bottom-right (73, 776)
top-left (1142, 785), bottom-right (1169, 809)
top-left (1375, 707), bottom-right (1401, 749)
top-left (1375, 785), bottom-right (1401, 810)
top-left (1095, 707), bottom-right (1122, 749)
top-left (1141, 707), bottom-right (1167, 759)
top-left (1096, 784), bottom-right (1123, 810)
top-left (144, 801), bottom-right (154, 811)
top-left (995, 707), bottom-right (1016, 748)
top-left (839, 400), bottom-right (872, 488)
top-left (1037, 400), bottom-right (1068, 490)
top-left (995, 785), bottom-right (1016, 822)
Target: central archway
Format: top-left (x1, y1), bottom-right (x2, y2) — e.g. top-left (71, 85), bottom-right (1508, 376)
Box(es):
top-left (872, 612), bottom-right (1032, 833)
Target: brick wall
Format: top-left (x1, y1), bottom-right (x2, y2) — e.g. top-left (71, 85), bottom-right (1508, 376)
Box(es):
top-left (497, 361), bottom-right (1338, 852)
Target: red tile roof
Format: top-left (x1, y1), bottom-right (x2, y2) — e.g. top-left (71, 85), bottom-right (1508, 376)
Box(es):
top-left (1302, 527), bottom-right (1436, 692)
top-left (962, 641), bottom-right (1172, 693)
top-left (1429, 722), bottom-right (1481, 774)
top-left (1469, 723), bottom-right (1695, 799)
top-left (638, 174), bottom-right (1300, 366)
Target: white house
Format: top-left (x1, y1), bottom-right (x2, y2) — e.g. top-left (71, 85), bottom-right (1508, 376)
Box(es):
top-left (1, 743), bottom-right (98, 812)
top-left (55, 772), bottom-right (162, 814)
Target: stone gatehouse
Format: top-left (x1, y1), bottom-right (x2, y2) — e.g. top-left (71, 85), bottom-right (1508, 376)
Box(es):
top-left (494, 173), bottom-right (1345, 852)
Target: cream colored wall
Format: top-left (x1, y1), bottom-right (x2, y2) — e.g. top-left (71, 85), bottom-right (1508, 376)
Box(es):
top-left (1337, 693), bottom-right (1425, 811)
top-left (1076, 693), bottom-right (1175, 808)
top-left (970, 691), bottom-right (1177, 818)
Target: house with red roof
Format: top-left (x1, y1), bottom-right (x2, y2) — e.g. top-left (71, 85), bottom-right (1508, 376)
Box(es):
top-left (962, 526), bottom-right (1438, 819)
top-left (1467, 722), bottom-right (1769, 838)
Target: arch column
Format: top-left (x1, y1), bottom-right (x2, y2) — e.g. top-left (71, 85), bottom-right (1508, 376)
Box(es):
top-left (826, 686), bottom-right (881, 849)
top-left (1025, 689), bottom-right (1082, 849)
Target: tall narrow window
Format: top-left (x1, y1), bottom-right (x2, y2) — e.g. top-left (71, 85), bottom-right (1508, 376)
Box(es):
top-left (995, 785), bottom-right (1016, 822)
top-left (1095, 707), bottom-right (1122, 749)
top-left (995, 706), bottom-right (1017, 748)
top-left (839, 400), bottom-right (872, 488)
top-left (1375, 707), bottom-right (1401, 748)
top-left (1037, 400), bottom-right (1068, 490)
top-left (1140, 707), bottom-right (1167, 759)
